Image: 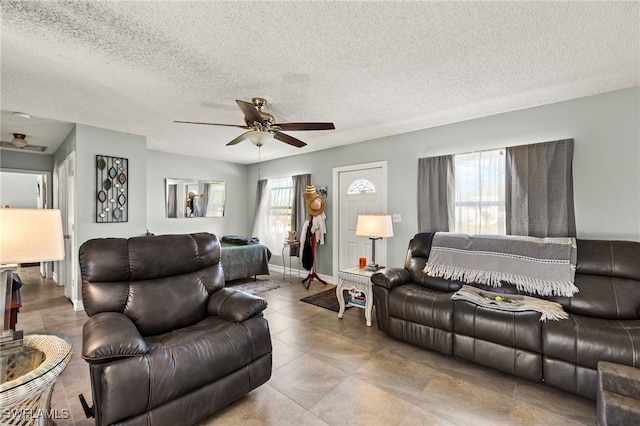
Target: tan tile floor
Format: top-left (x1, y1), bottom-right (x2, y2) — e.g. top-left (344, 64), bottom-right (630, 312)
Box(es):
top-left (13, 266), bottom-right (596, 425)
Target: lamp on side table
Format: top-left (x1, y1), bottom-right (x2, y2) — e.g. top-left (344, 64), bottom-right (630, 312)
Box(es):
top-left (0, 208), bottom-right (65, 341)
top-left (355, 214), bottom-right (394, 271)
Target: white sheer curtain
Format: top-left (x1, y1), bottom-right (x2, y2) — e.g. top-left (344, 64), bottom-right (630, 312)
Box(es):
top-left (204, 183), bottom-right (225, 217)
top-left (252, 177), bottom-right (293, 251)
top-left (454, 150), bottom-right (505, 234)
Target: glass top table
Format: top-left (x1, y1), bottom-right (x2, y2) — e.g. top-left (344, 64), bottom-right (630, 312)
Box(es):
top-left (1, 332), bottom-right (72, 425)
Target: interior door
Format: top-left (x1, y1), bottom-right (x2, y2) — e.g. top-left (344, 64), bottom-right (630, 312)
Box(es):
top-left (333, 162), bottom-right (387, 275)
top-left (58, 153), bottom-right (77, 306)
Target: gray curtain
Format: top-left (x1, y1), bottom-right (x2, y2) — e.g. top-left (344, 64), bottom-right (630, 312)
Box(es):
top-left (252, 179), bottom-right (268, 236)
top-left (292, 173), bottom-right (311, 239)
top-left (167, 184), bottom-right (177, 218)
top-left (417, 155), bottom-right (455, 232)
top-left (505, 139), bottom-right (576, 237)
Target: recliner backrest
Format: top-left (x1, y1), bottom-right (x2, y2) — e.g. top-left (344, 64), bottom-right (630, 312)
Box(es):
top-left (79, 232), bottom-right (225, 336)
top-left (556, 239), bottom-right (640, 319)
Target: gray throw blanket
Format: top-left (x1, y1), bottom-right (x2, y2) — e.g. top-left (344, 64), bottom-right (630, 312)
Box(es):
top-left (423, 233), bottom-right (578, 297)
top-left (452, 285), bottom-right (569, 321)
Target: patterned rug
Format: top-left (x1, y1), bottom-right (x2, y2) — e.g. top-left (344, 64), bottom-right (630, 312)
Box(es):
top-left (226, 276), bottom-right (291, 295)
top-left (300, 288), bottom-right (351, 313)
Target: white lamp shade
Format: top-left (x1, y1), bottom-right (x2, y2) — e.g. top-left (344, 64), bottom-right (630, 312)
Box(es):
top-left (355, 215), bottom-right (394, 238)
top-left (247, 131), bottom-right (273, 147)
top-left (0, 208), bottom-right (65, 264)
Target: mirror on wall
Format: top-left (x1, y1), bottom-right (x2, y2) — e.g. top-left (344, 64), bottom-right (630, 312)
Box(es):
top-left (165, 179), bottom-right (225, 218)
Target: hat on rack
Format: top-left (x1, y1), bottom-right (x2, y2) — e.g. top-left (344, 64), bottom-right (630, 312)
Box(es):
top-left (304, 185), bottom-right (318, 199)
top-left (305, 195), bottom-right (325, 216)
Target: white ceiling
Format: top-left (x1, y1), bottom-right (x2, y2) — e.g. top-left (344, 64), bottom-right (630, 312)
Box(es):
top-left (1, 1), bottom-right (638, 164)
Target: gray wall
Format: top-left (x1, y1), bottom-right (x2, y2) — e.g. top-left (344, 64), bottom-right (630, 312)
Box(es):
top-left (74, 124), bottom-right (148, 243)
top-left (0, 172), bottom-right (39, 208)
top-left (247, 87), bottom-right (640, 273)
top-left (1, 150), bottom-right (53, 171)
top-left (146, 150), bottom-right (248, 236)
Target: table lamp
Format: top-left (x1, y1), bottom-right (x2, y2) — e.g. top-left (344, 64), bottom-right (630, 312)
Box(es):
top-left (0, 208), bottom-right (65, 339)
top-left (355, 214), bottom-right (393, 271)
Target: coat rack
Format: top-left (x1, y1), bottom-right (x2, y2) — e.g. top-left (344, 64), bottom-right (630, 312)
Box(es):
top-left (301, 215), bottom-right (327, 289)
top-left (300, 185), bottom-right (328, 289)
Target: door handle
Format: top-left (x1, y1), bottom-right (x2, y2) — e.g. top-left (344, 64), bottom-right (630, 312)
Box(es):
top-left (63, 234), bottom-right (71, 239)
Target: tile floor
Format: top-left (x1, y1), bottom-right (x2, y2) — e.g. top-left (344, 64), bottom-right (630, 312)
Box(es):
top-left (13, 266), bottom-right (596, 425)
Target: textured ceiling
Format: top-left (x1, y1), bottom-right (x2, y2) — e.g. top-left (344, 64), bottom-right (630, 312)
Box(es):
top-left (1, 1), bottom-right (638, 164)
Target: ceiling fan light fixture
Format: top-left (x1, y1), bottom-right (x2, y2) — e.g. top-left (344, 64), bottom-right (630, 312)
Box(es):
top-left (247, 130), bottom-right (273, 147)
top-left (11, 133), bottom-right (28, 148)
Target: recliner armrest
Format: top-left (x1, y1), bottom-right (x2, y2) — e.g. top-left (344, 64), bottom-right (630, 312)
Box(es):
top-left (371, 267), bottom-right (412, 289)
top-left (208, 287), bottom-right (268, 322)
top-left (82, 312), bottom-right (148, 364)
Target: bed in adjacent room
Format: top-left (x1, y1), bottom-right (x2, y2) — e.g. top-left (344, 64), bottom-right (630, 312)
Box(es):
top-left (220, 236), bottom-right (272, 281)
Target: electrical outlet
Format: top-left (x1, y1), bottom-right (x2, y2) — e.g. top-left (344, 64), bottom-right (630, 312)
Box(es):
top-left (392, 214), bottom-right (401, 223)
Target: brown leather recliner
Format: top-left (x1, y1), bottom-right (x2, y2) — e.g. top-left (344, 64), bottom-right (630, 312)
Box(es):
top-left (79, 233), bottom-right (272, 426)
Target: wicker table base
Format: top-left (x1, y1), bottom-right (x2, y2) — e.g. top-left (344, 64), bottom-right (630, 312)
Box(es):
top-left (1, 333), bottom-right (72, 425)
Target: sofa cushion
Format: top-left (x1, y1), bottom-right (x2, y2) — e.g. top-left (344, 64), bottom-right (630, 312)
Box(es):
top-left (576, 239), bottom-right (640, 281)
top-left (453, 300), bottom-right (542, 353)
top-left (550, 274), bottom-right (640, 320)
top-left (387, 283), bottom-right (454, 331)
top-left (542, 314), bottom-right (640, 369)
top-left (143, 315), bottom-right (271, 408)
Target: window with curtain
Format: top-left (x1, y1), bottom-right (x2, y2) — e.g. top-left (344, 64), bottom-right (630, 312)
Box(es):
top-left (454, 149), bottom-right (505, 234)
top-left (253, 176), bottom-right (294, 250)
top-left (418, 139), bottom-right (575, 237)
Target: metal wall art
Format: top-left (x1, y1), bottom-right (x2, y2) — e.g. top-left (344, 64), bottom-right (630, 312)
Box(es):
top-left (96, 155), bottom-right (128, 223)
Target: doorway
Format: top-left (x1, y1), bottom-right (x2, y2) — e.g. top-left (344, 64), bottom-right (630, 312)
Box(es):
top-left (332, 161), bottom-right (388, 278)
top-left (0, 168), bottom-right (53, 277)
top-left (57, 152), bottom-right (79, 309)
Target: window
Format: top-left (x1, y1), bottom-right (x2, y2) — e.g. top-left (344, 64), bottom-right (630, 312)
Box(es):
top-left (253, 176), bottom-right (294, 250)
top-left (268, 177), bottom-right (294, 236)
top-left (347, 178), bottom-right (376, 195)
top-left (454, 149), bottom-right (505, 234)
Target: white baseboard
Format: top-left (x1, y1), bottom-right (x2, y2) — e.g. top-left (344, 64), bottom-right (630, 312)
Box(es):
top-left (52, 272), bottom-right (60, 285)
top-left (72, 298), bottom-right (84, 312)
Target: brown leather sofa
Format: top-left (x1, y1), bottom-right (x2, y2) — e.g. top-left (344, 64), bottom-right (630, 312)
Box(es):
top-left (79, 233), bottom-right (272, 426)
top-left (372, 232), bottom-right (640, 400)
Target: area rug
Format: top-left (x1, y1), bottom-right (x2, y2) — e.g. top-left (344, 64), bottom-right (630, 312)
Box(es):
top-left (226, 277), bottom-right (290, 295)
top-left (300, 288), bottom-right (351, 313)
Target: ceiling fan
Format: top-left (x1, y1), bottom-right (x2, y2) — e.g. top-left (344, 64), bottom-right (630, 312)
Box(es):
top-left (175, 98), bottom-right (335, 148)
top-left (0, 133), bottom-right (47, 152)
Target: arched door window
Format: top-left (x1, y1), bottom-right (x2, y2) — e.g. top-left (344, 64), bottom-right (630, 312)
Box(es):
top-left (346, 178), bottom-right (376, 195)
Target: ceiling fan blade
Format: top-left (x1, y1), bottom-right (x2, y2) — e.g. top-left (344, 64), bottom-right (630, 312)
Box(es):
top-left (174, 120), bottom-right (250, 129)
top-left (226, 132), bottom-right (249, 146)
top-left (236, 100), bottom-right (264, 125)
top-left (276, 122), bottom-right (335, 131)
top-left (274, 131), bottom-right (307, 148)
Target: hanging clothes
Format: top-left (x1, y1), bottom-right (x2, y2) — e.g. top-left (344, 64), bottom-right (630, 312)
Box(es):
top-left (301, 217), bottom-right (314, 270)
top-left (310, 211), bottom-right (327, 245)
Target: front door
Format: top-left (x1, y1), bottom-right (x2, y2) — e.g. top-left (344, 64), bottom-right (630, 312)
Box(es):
top-left (332, 161), bottom-right (387, 277)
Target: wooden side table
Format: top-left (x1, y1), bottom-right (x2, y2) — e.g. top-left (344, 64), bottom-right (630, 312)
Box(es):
top-left (336, 266), bottom-right (375, 326)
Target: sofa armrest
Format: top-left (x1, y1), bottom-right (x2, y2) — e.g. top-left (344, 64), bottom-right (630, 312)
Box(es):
top-left (82, 312), bottom-right (148, 364)
top-left (208, 287), bottom-right (268, 323)
top-left (371, 267), bottom-right (412, 289)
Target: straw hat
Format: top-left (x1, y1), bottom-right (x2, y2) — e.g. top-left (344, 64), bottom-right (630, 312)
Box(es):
top-left (304, 185), bottom-right (318, 199)
top-left (305, 195), bottom-right (325, 216)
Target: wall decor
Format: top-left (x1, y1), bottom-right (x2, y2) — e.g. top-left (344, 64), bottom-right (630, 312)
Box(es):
top-left (165, 178), bottom-right (225, 218)
top-left (96, 155), bottom-right (128, 223)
